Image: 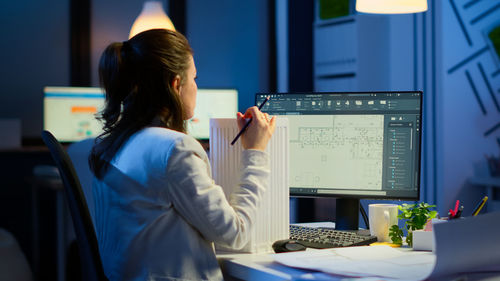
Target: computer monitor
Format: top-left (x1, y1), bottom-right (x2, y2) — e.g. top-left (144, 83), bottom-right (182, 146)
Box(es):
top-left (187, 89), bottom-right (238, 139)
top-left (43, 86), bottom-right (105, 142)
top-left (256, 91), bottom-right (422, 230)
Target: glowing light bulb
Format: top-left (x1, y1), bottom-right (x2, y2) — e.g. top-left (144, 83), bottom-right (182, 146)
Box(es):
top-left (129, 1), bottom-right (175, 39)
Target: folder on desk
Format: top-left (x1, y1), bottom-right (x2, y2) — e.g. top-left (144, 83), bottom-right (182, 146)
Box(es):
top-left (210, 118), bottom-right (290, 253)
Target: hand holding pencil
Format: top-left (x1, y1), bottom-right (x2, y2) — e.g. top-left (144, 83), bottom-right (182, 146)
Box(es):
top-left (232, 97), bottom-right (276, 151)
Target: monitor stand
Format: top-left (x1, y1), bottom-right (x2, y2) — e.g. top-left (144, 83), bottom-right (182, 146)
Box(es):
top-left (335, 198), bottom-right (360, 231)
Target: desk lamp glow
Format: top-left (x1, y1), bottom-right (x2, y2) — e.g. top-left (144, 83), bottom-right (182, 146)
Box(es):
top-left (356, 0), bottom-right (427, 14)
top-left (129, 1), bottom-right (175, 39)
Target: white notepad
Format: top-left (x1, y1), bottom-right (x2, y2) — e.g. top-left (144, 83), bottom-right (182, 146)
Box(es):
top-left (210, 118), bottom-right (289, 253)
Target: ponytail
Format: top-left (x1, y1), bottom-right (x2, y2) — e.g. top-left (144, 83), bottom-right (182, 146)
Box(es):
top-left (98, 42), bottom-right (132, 131)
top-left (90, 29), bottom-right (193, 178)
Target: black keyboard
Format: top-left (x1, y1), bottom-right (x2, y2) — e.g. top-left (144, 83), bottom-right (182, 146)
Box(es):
top-left (289, 225), bottom-right (378, 249)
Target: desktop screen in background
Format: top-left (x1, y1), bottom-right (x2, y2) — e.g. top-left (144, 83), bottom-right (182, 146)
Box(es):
top-left (187, 89), bottom-right (238, 139)
top-left (43, 86), bottom-right (105, 142)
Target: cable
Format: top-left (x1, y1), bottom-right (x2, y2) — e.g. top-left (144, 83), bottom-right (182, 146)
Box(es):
top-left (360, 204), bottom-right (369, 229)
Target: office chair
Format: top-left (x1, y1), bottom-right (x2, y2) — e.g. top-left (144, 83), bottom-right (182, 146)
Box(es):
top-left (41, 130), bottom-right (108, 281)
top-left (67, 138), bottom-right (96, 220)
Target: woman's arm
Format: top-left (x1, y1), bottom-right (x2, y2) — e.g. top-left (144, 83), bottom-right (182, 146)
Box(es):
top-left (165, 135), bottom-right (269, 249)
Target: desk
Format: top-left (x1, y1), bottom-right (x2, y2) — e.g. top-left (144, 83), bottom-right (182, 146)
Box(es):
top-left (218, 251), bottom-right (342, 281)
top-left (0, 147), bottom-right (66, 280)
top-left (217, 222), bottom-right (354, 280)
top-left (218, 214), bottom-right (500, 280)
top-left (30, 173), bottom-right (69, 281)
top-left (218, 248), bottom-right (500, 281)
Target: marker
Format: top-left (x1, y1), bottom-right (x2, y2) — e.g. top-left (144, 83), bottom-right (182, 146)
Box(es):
top-left (230, 96), bottom-right (270, 145)
top-left (454, 205), bottom-right (464, 219)
top-left (448, 199), bottom-right (460, 219)
top-left (472, 196), bottom-right (488, 216)
top-left (453, 200), bottom-right (460, 215)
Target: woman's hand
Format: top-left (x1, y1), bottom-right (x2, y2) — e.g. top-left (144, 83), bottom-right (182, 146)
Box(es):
top-left (236, 106), bottom-right (276, 151)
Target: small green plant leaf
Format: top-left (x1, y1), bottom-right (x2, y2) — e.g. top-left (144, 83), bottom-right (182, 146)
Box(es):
top-left (429, 210), bottom-right (437, 219)
top-left (389, 224), bottom-right (403, 245)
top-left (390, 201), bottom-right (437, 247)
top-left (406, 231), bottom-right (413, 247)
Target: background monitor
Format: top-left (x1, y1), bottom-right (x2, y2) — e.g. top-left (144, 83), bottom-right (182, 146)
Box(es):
top-left (256, 91), bottom-right (422, 230)
top-left (43, 86), bottom-right (105, 142)
top-left (187, 89), bottom-right (238, 139)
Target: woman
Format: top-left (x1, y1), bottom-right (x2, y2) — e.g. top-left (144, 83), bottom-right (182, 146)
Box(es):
top-left (89, 29), bottom-right (276, 280)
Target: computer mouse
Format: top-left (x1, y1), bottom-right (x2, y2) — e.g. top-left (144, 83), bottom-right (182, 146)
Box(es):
top-left (272, 239), bottom-right (307, 253)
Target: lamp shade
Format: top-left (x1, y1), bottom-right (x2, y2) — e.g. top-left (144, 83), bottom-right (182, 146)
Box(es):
top-left (356, 0), bottom-right (427, 14)
top-left (129, 1), bottom-right (175, 39)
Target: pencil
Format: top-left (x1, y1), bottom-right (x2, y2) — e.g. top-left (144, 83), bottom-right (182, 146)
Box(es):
top-left (472, 196), bottom-right (488, 216)
top-left (230, 96), bottom-right (270, 145)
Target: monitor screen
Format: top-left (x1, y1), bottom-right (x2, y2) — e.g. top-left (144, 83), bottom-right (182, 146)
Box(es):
top-left (187, 89), bottom-right (238, 139)
top-left (43, 86), bottom-right (105, 142)
top-left (256, 91), bottom-right (422, 230)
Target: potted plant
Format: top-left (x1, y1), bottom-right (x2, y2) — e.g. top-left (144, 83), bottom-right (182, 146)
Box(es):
top-left (389, 202), bottom-right (437, 247)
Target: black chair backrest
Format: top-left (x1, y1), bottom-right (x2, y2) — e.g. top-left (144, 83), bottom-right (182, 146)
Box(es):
top-left (41, 131), bottom-right (108, 281)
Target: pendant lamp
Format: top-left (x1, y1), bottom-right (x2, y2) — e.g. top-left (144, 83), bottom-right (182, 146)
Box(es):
top-left (356, 0), bottom-right (427, 14)
top-left (129, 1), bottom-right (175, 39)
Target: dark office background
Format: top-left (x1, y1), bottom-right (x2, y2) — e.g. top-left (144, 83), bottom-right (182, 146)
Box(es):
top-left (0, 0), bottom-right (499, 280)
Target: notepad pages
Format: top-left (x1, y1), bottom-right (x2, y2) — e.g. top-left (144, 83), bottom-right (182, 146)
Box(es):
top-left (209, 118), bottom-right (289, 253)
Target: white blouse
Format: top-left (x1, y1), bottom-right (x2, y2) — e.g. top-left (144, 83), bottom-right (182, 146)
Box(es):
top-left (92, 127), bottom-right (269, 281)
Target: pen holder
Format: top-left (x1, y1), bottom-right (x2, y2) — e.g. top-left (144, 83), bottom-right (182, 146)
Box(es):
top-left (209, 118), bottom-right (290, 253)
top-left (412, 230), bottom-right (435, 251)
top-left (413, 218), bottom-right (447, 251)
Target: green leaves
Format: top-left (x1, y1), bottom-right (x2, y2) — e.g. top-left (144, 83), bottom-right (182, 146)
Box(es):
top-left (389, 225), bottom-right (403, 245)
top-left (389, 202), bottom-right (437, 247)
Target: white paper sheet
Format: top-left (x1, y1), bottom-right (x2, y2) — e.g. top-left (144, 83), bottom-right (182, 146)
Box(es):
top-left (273, 246), bottom-right (434, 280)
top-left (273, 211), bottom-right (500, 280)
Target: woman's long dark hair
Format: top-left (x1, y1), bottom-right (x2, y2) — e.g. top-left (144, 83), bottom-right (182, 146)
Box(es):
top-left (89, 29), bottom-right (193, 179)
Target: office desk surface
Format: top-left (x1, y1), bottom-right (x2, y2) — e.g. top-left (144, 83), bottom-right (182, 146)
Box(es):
top-left (218, 218), bottom-right (500, 280)
top-left (217, 222), bottom-right (365, 280)
top-left (218, 222), bottom-right (340, 280)
top-left (218, 248), bottom-right (500, 281)
top-left (218, 251), bottom-right (343, 281)
top-left (218, 246), bottom-right (420, 281)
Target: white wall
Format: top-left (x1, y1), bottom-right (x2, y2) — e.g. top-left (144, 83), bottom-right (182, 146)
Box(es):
top-left (186, 0), bottom-right (270, 111)
top-left (0, 0), bottom-right (270, 137)
top-left (387, 15), bottom-right (415, 90)
top-left (91, 0), bottom-right (145, 86)
top-left (91, 0), bottom-right (271, 112)
top-left (310, 0), bottom-right (500, 218)
top-left (354, 1), bottom-right (500, 215)
top-left (439, 0), bottom-right (500, 214)
top-left (0, 0), bottom-right (70, 137)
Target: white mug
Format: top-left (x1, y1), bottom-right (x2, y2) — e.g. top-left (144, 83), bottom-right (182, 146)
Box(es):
top-left (369, 204), bottom-right (399, 242)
